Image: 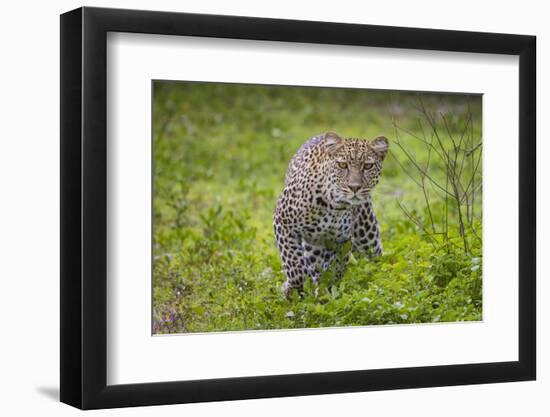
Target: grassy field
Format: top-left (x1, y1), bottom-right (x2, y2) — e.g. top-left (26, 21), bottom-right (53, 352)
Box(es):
top-left (152, 81), bottom-right (482, 334)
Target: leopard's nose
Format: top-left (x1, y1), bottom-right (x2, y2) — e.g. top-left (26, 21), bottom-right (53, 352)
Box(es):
top-left (349, 184), bottom-right (361, 193)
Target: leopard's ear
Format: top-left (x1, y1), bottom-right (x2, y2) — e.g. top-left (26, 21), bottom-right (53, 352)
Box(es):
top-left (371, 136), bottom-right (389, 160)
top-left (323, 132), bottom-right (344, 154)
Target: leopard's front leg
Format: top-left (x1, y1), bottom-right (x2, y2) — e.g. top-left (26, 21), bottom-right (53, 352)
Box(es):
top-left (303, 241), bottom-right (350, 292)
top-left (352, 203), bottom-right (383, 258)
top-left (302, 242), bottom-right (334, 286)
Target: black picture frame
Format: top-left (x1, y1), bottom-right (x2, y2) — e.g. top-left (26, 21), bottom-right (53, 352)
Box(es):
top-left (60, 6), bottom-right (536, 410)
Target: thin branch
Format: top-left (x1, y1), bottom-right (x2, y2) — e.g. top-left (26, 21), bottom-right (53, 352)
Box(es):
top-left (396, 199), bottom-right (438, 246)
top-left (393, 140), bottom-right (454, 198)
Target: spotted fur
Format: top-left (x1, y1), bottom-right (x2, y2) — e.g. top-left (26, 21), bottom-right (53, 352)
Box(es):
top-left (273, 132), bottom-right (389, 297)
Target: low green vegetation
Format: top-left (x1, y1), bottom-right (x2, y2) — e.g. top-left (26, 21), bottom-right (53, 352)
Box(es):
top-left (153, 82), bottom-right (482, 333)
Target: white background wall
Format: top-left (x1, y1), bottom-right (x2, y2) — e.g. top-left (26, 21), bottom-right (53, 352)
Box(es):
top-left (0, 0), bottom-right (545, 415)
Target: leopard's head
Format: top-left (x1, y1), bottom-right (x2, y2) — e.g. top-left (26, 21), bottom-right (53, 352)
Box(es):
top-left (321, 132), bottom-right (388, 206)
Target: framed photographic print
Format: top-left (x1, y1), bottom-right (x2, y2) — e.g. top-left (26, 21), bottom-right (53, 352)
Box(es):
top-left (60, 6), bottom-right (536, 410)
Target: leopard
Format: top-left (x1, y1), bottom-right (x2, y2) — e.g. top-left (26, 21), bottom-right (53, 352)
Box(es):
top-left (273, 131), bottom-right (389, 298)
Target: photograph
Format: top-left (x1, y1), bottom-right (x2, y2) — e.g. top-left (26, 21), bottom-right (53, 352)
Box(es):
top-left (51, 2), bottom-right (540, 412)
top-left (152, 81), bottom-right (483, 334)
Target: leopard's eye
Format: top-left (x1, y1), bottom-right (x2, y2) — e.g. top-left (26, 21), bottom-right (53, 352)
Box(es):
top-left (363, 163), bottom-right (374, 171)
top-left (337, 162), bottom-right (348, 169)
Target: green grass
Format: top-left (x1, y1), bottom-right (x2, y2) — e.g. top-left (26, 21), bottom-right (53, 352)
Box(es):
top-left (152, 81), bottom-right (483, 334)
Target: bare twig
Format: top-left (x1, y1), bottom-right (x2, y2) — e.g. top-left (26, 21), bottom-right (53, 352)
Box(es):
top-left (392, 95), bottom-right (482, 255)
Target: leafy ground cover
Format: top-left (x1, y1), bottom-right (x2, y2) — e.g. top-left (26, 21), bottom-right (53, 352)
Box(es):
top-left (152, 82), bottom-right (482, 333)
